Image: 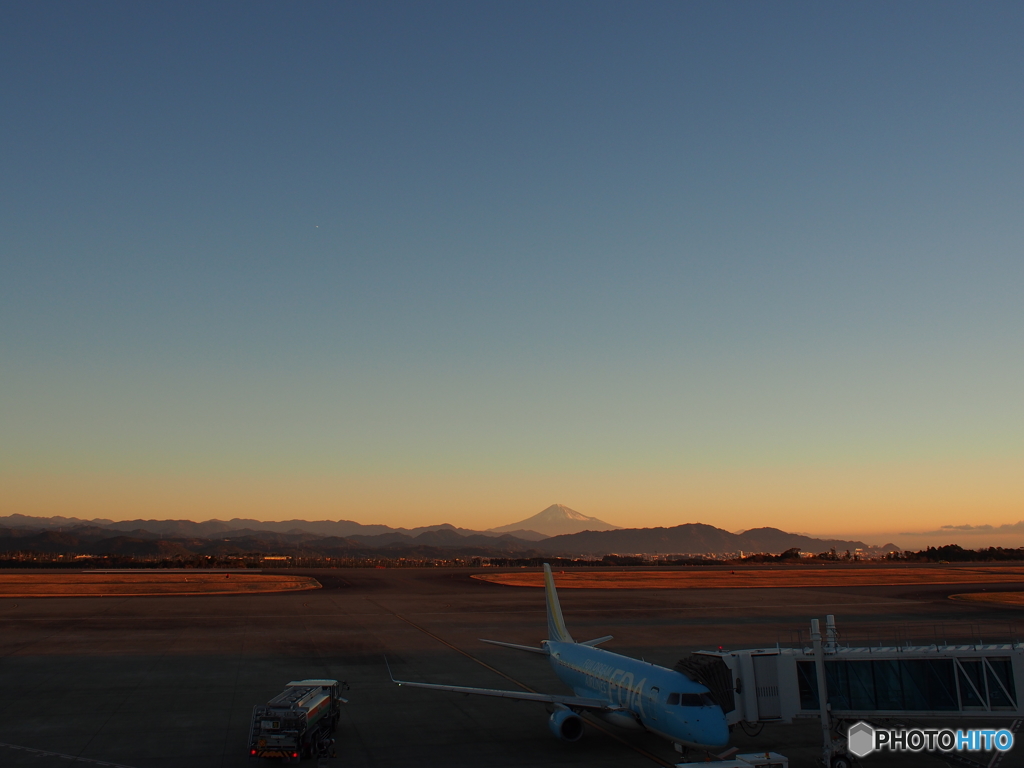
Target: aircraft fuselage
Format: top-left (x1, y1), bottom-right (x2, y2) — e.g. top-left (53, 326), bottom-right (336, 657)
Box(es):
top-left (547, 641), bottom-right (729, 749)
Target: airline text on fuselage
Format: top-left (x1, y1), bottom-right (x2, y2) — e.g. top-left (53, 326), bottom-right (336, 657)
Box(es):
top-left (579, 657), bottom-right (647, 716)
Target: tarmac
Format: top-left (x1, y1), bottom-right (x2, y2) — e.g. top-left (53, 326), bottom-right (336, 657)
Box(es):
top-left (2, 565), bottom-right (1024, 768)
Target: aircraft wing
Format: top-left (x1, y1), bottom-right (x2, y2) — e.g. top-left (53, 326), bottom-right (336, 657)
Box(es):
top-left (479, 639), bottom-right (549, 654)
top-left (390, 676), bottom-right (608, 710)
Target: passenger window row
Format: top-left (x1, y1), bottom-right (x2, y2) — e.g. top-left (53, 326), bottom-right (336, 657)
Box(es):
top-left (666, 692), bottom-right (716, 707)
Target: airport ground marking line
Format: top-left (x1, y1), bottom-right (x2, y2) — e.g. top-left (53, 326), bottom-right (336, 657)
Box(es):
top-left (364, 598), bottom-right (526, 690)
top-left (0, 741), bottom-right (139, 768)
top-left (217, 593), bottom-right (256, 768)
top-left (366, 598), bottom-right (676, 768)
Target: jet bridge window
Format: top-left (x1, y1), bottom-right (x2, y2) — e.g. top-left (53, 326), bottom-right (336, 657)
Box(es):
top-left (797, 661), bottom-right (819, 710)
top-left (829, 659), bottom-right (956, 711)
top-left (987, 657), bottom-right (1017, 708)
top-left (959, 657), bottom-right (1017, 710)
top-left (796, 658), bottom-right (1013, 712)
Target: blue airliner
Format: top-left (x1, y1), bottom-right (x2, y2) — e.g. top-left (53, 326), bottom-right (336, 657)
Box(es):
top-left (390, 563), bottom-right (730, 751)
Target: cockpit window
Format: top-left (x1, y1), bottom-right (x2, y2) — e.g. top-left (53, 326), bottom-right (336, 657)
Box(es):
top-left (675, 692), bottom-right (716, 707)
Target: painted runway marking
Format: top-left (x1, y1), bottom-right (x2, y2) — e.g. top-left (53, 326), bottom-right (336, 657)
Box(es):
top-left (367, 597), bottom-right (677, 768)
top-left (0, 741), bottom-right (138, 768)
top-left (365, 597), bottom-right (526, 689)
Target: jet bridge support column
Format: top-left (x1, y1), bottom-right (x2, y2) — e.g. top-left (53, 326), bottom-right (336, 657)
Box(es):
top-left (825, 614), bottom-right (837, 652)
top-left (811, 619), bottom-right (835, 766)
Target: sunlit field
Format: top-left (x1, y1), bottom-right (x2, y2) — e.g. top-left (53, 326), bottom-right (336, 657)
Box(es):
top-left (474, 566), bottom-right (1024, 590)
top-left (0, 572), bottom-right (321, 597)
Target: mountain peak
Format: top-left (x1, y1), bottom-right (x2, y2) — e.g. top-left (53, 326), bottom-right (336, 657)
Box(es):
top-left (488, 504), bottom-right (620, 537)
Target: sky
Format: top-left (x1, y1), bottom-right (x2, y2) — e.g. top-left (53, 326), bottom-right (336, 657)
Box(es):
top-left (2, 2), bottom-right (1022, 545)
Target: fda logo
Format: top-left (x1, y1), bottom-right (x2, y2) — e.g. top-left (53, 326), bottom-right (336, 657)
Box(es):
top-left (847, 721), bottom-right (875, 758)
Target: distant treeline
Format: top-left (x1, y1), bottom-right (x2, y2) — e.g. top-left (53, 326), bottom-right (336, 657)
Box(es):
top-left (886, 545), bottom-right (1024, 562)
top-left (740, 547), bottom-right (862, 563)
top-left (739, 545), bottom-right (1024, 563)
top-left (480, 555), bottom-right (720, 567)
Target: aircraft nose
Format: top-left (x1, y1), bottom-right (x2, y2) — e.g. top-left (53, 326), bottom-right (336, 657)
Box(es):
top-left (705, 714), bottom-right (730, 748)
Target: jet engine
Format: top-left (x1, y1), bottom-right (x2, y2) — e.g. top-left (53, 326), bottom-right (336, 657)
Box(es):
top-left (548, 705), bottom-right (584, 742)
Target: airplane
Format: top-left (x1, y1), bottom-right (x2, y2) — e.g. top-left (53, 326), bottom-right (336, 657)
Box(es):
top-left (389, 563), bottom-right (730, 752)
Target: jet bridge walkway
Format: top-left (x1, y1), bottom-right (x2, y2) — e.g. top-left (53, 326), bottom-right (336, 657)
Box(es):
top-left (677, 617), bottom-right (1024, 768)
top-left (689, 616), bottom-right (1024, 725)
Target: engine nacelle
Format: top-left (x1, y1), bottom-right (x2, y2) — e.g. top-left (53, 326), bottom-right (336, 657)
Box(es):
top-left (548, 706), bottom-right (584, 742)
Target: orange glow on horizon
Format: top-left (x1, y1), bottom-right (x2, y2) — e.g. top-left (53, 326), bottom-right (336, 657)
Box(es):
top-left (3, 453), bottom-right (1022, 547)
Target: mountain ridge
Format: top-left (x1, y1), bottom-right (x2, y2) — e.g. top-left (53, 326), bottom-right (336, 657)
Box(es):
top-left (0, 514), bottom-right (542, 540)
top-left (0, 514), bottom-right (898, 558)
top-left (488, 504), bottom-right (620, 537)
top-left (534, 523), bottom-right (897, 556)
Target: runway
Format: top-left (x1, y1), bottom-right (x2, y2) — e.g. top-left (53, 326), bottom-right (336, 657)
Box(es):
top-left (2, 566), bottom-right (1023, 768)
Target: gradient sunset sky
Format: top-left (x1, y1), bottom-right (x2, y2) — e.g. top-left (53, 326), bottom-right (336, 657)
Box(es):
top-left (2, 2), bottom-right (1022, 545)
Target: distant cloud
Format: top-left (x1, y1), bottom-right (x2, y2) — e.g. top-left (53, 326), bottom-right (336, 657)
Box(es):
top-left (901, 521), bottom-right (1024, 536)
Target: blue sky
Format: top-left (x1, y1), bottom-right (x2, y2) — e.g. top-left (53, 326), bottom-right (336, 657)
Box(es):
top-left (2, 2), bottom-right (1022, 542)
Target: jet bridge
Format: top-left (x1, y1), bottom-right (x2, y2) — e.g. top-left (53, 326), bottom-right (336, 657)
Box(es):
top-left (685, 616), bottom-right (1024, 725)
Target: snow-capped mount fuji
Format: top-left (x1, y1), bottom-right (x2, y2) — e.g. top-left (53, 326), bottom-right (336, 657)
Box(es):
top-left (487, 504), bottom-right (621, 537)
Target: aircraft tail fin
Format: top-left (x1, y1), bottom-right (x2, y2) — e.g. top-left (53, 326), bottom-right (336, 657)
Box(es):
top-left (543, 563), bottom-right (574, 643)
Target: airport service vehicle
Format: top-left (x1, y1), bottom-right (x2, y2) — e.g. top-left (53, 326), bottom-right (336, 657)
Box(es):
top-left (390, 563), bottom-right (730, 753)
top-left (248, 679), bottom-right (346, 762)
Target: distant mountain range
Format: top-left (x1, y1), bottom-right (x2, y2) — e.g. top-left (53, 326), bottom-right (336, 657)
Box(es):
top-left (0, 510), bottom-right (898, 559)
top-left (0, 513), bottom-right (547, 541)
top-left (0, 504), bottom-right (609, 541)
top-left (529, 523), bottom-right (895, 557)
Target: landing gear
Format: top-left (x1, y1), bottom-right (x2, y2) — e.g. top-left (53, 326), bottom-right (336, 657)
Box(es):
top-left (819, 739), bottom-right (857, 768)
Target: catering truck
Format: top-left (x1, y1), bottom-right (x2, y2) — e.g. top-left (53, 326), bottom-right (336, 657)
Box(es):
top-left (249, 679), bottom-right (346, 762)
